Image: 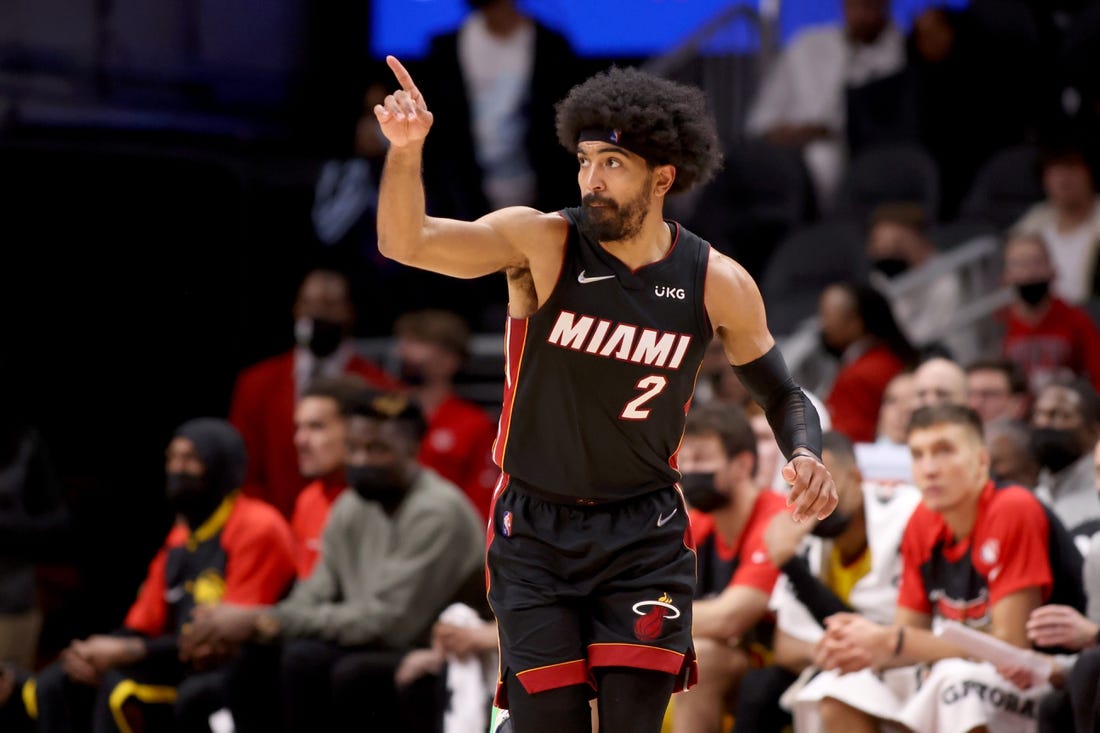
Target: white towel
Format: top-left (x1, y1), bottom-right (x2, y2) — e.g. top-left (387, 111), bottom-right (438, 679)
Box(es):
top-left (440, 603), bottom-right (497, 733)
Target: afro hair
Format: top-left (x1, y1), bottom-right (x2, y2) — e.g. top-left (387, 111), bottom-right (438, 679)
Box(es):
top-left (555, 65), bottom-right (723, 195)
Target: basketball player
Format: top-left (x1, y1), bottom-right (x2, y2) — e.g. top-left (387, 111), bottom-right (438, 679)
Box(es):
top-left (373, 55), bottom-right (838, 733)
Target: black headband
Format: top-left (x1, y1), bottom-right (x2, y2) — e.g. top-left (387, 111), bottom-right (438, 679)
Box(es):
top-left (577, 127), bottom-right (664, 165)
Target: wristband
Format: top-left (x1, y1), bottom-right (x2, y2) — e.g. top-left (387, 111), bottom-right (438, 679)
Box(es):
top-left (893, 626), bottom-right (906, 658)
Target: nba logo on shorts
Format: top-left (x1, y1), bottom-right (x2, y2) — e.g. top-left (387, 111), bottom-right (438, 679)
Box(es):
top-left (502, 511), bottom-right (513, 537)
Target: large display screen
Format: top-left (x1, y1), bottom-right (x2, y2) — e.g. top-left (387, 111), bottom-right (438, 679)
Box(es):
top-left (371, 0), bottom-right (969, 60)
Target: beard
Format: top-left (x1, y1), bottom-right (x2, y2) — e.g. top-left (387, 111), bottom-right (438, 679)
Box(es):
top-left (578, 179), bottom-right (651, 243)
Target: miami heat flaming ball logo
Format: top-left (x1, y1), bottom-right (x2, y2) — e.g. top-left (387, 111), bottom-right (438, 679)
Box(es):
top-left (633, 593), bottom-right (680, 641)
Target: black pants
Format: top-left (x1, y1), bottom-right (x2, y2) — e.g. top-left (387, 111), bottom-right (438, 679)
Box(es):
top-left (731, 665), bottom-right (797, 732)
top-left (229, 639), bottom-right (445, 733)
top-left (1068, 646), bottom-right (1100, 733)
top-left (30, 654), bottom-right (223, 733)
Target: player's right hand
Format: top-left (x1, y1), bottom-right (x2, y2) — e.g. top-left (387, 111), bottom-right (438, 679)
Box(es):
top-left (374, 55), bottom-right (434, 148)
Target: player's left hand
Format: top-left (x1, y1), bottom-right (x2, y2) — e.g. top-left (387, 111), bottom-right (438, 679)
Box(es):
top-left (782, 453), bottom-right (838, 523)
top-left (1026, 604), bottom-right (1099, 651)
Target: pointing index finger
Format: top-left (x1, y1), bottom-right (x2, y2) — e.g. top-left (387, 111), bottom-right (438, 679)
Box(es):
top-left (387, 55), bottom-right (418, 94)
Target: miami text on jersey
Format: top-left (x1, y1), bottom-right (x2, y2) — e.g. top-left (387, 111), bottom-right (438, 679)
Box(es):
top-left (547, 310), bottom-right (694, 370)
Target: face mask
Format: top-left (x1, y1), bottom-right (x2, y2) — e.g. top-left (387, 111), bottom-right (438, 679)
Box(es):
top-left (1015, 280), bottom-right (1051, 306)
top-left (872, 257), bottom-right (909, 279)
top-left (296, 317), bottom-right (346, 359)
top-left (818, 332), bottom-right (844, 359)
top-left (165, 472), bottom-right (219, 526)
top-left (398, 360), bottom-right (427, 388)
top-left (346, 464), bottom-right (409, 511)
top-left (679, 472), bottom-right (731, 513)
top-left (811, 508), bottom-right (853, 538)
top-left (1030, 427), bottom-right (1083, 474)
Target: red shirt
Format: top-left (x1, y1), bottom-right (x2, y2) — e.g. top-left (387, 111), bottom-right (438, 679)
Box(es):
top-left (826, 343), bottom-right (905, 444)
top-left (125, 494), bottom-right (298, 637)
top-left (419, 394), bottom-right (498, 521)
top-left (1001, 298), bottom-right (1100, 392)
top-left (289, 476), bottom-right (346, 578)
top-left (897, 482), bottom-right (1052, 628)
top-left (690, 490), bottom-right (788, 596)
top-left (228, 350), bottom-right (399, 519)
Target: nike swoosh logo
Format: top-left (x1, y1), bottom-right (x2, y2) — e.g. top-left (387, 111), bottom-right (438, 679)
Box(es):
top-left (578, 270), bottom-right (616, 284)
top-left (656, 508), bottom-right (678, 527)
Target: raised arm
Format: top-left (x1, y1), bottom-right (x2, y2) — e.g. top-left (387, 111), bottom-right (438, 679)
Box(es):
top-left (374, 55), bottom-right (557, 279)
top-left (704, 250), bottom-right (837, 521)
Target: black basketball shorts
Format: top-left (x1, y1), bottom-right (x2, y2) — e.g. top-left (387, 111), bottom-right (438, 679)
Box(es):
top-left (486, 475), bottom-right (698, 708)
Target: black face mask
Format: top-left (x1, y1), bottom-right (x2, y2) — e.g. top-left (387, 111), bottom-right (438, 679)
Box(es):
top-left (297, 317), bottom-right (346, 359)
top-left (1015, 280), bottom-right (1051, 306)
top-left (165, 472), bottom-right (220, 527)
top-left (811, 507), bottom-right (854, 538)
top-left (346, 464), bottom-right (409, 512)
top-left (873, 257), bottom-right (909, 279)
top-left (680, 472), bottom-right (731, 513)
top-left (818, 332), bottom-right (845, 360)
top-left (1031, 427), bottom-right (1083, 474)
top-left (398, 360), bottom-right (427, 388)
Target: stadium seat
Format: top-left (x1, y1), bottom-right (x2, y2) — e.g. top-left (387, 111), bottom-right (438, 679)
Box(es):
top-left (834, 143), bottom-right (941, 225)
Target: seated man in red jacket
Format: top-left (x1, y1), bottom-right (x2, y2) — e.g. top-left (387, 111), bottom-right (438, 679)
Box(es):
top-left (394, 308), bottom-right (498, 519)
top-left (229, 268), bottom-right (400, 519)
top-left (673, 402), bottom-right (791, 733)
top-left (0, 418), bottom-right (298, 733)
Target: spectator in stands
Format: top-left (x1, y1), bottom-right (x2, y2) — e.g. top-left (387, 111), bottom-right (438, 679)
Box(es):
top-left (791, 404), bottom-right (1078, 732)
top-left (866, 203), bottom-right (963, 354)
top-left (763, 431), bottom-right (921, 733)
top-left (1011, 141), bottom-right (1100, 305)
top-left (1032, 378), bottom-right (1100, 535)
top-left (745, 0), bottom-right (904, 212)
top-left (419, 0), bottom-right (583, 221)
top-left (393, 308), bottom-right (498, 520)
top-left (875, 371), bottom-right (915, 446)
top-left (912, 355), bottom-right (967, 408)
top-left (670, 403), bottom-right (789, 733)
top-left (966, 356), bottom-right (1031, 425)
top-left (1009, 440), bottom-right (1100, 731)
top-left (850, 370), bottom-right (915, 484)
top-left (0, 419), bottom-right (298, 732)
top-left (998, 233), bottom-right (1100, 393)
top-left (311, 82), bottom-right (390, 254)
top-left (0, 419), bottom-right (68, 671)
top-left (184, 393), bottom-right (484, 733)
top-left (905, 6), bottom-right (1029, 220)
top-left (289, 376), bottom-right (370, 578)
top-left (986, 419), bottom-right (1042, 491)
top-left (820, 281), bottom-right (918, 443)
top-left (229, 268), bottom-right (400, 519)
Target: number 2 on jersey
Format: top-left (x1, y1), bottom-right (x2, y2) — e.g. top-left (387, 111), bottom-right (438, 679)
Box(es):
top-left (621, 375), bottom-right (669, 420)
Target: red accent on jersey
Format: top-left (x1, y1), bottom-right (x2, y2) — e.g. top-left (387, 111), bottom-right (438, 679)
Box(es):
top-left (492, 318), bottom-right (529, 468)
top-left (588, 643), bottom-right (698, 691)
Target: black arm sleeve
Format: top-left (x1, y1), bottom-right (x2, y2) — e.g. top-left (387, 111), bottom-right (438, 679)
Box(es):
top-left (732, 345), bottom-right (822, 461)
top-left (779, 555), bottom-right (853, 625)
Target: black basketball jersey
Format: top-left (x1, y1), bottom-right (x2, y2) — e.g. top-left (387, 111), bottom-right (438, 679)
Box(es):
top-left (492, 207), bottom-right (713, 500)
